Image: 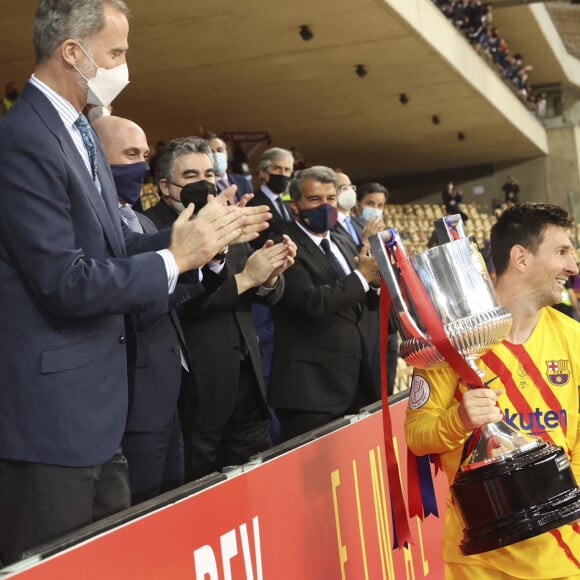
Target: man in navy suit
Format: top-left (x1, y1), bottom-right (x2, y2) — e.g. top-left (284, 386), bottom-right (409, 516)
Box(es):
top-left (93, 115), bottom-right (200, 505)
top-left (0, 0), bottom-right (270, 566)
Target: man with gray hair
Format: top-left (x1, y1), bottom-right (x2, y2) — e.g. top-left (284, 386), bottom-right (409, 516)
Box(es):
top-left (269, 166), bottom-right (380, 440)
top-left (147, 136), bottom-right (296, 482)
top-left (248, 147), bottom-right (295, 248)
top-left (0, 0), bottom-right (269, 565)
top-left (145, 136), bottom-right (218, 228)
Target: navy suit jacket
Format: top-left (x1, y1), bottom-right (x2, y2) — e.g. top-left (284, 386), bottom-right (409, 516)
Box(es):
top-left (119, 210), bottom-right (201, 432)
top-left (0, 82), bottom-right (173, 467)
top-left (216, 173), bottom-right (253, 201)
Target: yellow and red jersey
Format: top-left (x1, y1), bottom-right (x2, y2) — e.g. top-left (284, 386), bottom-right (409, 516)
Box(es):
top-left (405, 307), bottom-right (580, 578)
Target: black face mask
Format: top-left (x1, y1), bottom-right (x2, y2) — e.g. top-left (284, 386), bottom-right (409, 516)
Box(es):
top-left (267, 173), bottom-right (290, 194)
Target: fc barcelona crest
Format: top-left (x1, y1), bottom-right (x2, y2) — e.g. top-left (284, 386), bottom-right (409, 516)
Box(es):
top-left (546, 359), bottom-right (570, 386)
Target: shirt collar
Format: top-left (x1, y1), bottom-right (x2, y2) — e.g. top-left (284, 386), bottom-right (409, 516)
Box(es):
top-left (29, 74), bottom-right (81, 131)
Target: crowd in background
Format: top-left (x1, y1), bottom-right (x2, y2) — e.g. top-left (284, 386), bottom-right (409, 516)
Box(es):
top-left (432, 0), bottom-right (547, 119)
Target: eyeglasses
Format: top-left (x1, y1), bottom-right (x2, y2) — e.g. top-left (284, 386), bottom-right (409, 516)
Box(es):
top-left (338, 184), bottom-right (357, 192)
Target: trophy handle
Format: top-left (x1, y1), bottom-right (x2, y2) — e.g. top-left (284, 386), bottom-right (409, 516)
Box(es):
top-left (369, 229), bottom-right (428, 342)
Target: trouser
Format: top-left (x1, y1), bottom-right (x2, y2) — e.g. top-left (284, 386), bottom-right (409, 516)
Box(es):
top-left (183, 358), bottom-right (271, 481)
top-left (122, 411), bottom-right (184, 505)
top-left (0, 450), bottom-right (129, 567)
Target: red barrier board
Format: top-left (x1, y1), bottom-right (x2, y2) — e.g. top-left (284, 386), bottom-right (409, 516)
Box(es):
top-left (4, 401), bottom-right (448, 579)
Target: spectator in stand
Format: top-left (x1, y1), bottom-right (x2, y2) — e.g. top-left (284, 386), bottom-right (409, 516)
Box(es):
top-left (204, 132), bottom-right (253, 201)
top-left (453, 0), bottom-right (469, 29)
top-left (536, 92), bottom-right (547, 119)
top-left (432, 0), bottom-right (536, 110)
top-left (501, 175), bottom-right (520, 207)
top-left (442, 180), bottom-right (469, 222)
top-left (269, 166), bottom-right (379, 440)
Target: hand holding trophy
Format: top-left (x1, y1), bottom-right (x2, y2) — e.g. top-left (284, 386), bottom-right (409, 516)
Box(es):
top-left (369, 215), bottom-right (580, 555)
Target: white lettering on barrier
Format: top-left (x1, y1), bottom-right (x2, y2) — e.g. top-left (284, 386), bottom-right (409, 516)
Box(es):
top-left (193, 516), bottom-right (263, 580)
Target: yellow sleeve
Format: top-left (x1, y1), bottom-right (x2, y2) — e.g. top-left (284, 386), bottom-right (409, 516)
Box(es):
top-left (404, 367), bottom-right (472, 457)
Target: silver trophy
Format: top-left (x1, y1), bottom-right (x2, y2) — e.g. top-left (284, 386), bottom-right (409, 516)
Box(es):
top-left (369, 215), bottom-right (580, 555)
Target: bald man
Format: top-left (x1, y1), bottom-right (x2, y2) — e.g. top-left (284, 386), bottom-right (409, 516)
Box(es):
top-left (93, 116), bottom-right (199, 504)
top-left (92, 115), bottom-right (156, 233)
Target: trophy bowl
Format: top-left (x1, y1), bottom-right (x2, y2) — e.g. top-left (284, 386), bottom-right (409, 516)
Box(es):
top-left (369, 216), bottom-right (580, 555)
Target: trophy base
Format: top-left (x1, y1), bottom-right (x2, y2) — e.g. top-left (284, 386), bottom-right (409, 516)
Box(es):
top-left (452, 442), bottom-right (580, 555)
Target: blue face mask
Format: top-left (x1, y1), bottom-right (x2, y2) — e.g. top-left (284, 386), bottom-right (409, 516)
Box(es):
top-left (213, 152), bottom-right (228, 176)
top-left (298, 203), bottom-right (338, 234)
top-left (111, 161), bottom-right (149, 206)
top-left (361, 206), bottom-right (383, 222)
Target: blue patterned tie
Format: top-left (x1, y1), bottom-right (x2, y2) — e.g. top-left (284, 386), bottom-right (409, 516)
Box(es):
top-left (119, 205), bottom-right (143, 233)
top-left (74, 114), bottom-right (100, 190)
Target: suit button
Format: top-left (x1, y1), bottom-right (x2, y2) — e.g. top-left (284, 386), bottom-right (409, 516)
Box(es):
top-left (172, 346), bottom-right (180, 355)
top-left (119, 336), bottom-right (126, 344)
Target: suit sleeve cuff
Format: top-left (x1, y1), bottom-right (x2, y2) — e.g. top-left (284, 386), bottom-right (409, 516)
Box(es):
top-left (353, 269), bottom-right (370, 292)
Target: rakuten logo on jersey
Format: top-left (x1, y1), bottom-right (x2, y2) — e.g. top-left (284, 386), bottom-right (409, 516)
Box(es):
top-left (503, 407), bottom-right (567, 434)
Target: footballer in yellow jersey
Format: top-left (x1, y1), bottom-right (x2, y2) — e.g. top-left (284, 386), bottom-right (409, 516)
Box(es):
top-left (405, 203), bottom-right (580, 579)
top-left (406, 308), bottom-right (579, 578)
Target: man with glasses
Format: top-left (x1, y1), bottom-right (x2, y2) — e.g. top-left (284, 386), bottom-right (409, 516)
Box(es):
top-left (146, 137), bottom-right (296, 481)
top-left (334, 170), bottom-right (363, 249)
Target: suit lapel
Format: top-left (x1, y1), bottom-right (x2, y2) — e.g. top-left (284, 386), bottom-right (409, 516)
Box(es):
top-left (23, 84), bottom-right (125, 257)
top-left (331, 231), bottom-right (357, 271)
top-left (94, 138), bottom-right (126, 255)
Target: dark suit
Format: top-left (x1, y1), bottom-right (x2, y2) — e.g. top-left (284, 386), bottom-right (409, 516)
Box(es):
top-left (247, 188), bottom-right (292, 249)
top-left (0, 82), bottom-right (173, 563)
top-left (122, 210), bottom-right (202, 504)
top-left (216, 172), bottom-right (253, 201)
top-left (146, 200), bottom-right (279, 479)
top-left (334, 214), bottom-right (364, 250)
top-left (246, 187), bottom-right (293, 398)
top-left (269, 222), bottom-right (375, 440)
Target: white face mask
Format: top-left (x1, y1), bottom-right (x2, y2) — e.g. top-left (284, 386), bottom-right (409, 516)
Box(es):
top-left (213, 152), bottom-right (228, 176)
top-left (361, 206), bottom-right (383, 222)
top-left (75, 44), bottom-right (130, 107)
top-left (337, 187), bottom-right (356, 211)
